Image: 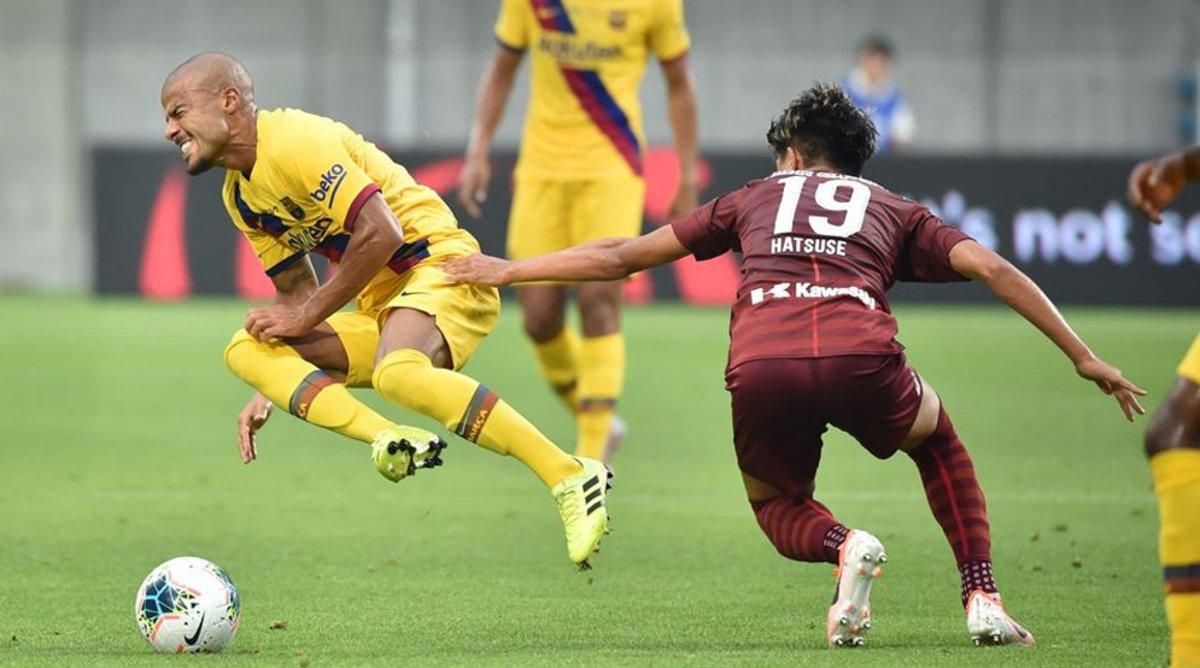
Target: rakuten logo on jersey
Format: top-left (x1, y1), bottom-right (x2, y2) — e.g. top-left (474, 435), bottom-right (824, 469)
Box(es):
top-left (310, 164), bottom-right (346, 204)
top-left (749, 282), bottom-right (878, 310)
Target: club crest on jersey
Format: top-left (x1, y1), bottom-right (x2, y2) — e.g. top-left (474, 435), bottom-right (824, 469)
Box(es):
top-left (278, 196), bottom-right (305, 220)
top-left (310, 164), bottom-right (346, 204)
top-left (608, 10), bottom-right (627, 30)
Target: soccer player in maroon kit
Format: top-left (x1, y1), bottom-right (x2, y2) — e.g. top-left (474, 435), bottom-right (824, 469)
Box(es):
top-left (444, 84), bottom-right (1147, 648)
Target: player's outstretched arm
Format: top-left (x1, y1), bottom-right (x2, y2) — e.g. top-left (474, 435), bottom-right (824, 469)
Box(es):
top-left (245, 194), bottom-right (403, 341)
top-left (949, 240), bottom-right (1146, 420)
top-left (443, 225), bottom-right (690, 286)
top-left (1128, 146), bottom-right (1200, 222)
top-left (457, 46), bottom-right (523, 219)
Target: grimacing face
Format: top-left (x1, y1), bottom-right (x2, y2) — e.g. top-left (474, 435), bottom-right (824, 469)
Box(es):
top-left (161, 83), bottom-right (235, 175)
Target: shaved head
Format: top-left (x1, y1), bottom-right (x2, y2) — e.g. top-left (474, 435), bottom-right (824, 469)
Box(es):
top-left (162, 52), bottom-right (254, 104)
top-left (161, 52), bottom-right (259, 175)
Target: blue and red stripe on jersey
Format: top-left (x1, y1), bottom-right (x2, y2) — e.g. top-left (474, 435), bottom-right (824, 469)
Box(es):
top-left (530, 0), bottom-right (575, 33)
top-left (529, 0), bottom-right (642, 175)
top-left (386, 238), bottom-right (431, 275)
top-left (560, 67), bottom-right (642, 175)
top-left (234, 183), bottom-right (287, 237)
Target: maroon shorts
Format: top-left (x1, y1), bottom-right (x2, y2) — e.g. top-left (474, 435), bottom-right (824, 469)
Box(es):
top-left (727, 354), bottom-right (923, 501)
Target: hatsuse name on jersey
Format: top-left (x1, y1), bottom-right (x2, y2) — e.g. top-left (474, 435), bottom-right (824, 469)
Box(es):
top-left (770, 236), bottom-right (848, 256)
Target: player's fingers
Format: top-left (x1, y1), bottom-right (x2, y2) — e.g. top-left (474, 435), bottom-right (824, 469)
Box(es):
top-left (456, 186), bottom-right (476, 216)
top-left (248, 432), bottom-right (258, 461)
top-left (236, 422), bottom-right (252, 463)
top-left (1148, 160), bottom-right (1169, 186)
top-left (464, 197), bottom-right (482, 219)
top-left (1095, 379), bottom-right (1114, 395)
top-left (1128, 163), bottom-right (1151, 203)
top-left (249, 316), bottom-right (273, 342)
top-left (1117, 393), bottom-right (1134, 421)
top-left (1117, 390), bottom-right (1144, 421)
top-left (1136, 202), bottom-right (1162, 223)
top-left (260, 322), bottom-right (284, 341)
top-left (1118, 377), bottom-right (1148, 396)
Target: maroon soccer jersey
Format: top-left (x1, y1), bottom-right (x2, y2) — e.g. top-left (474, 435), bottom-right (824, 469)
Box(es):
top-left (671, 170), bottom-right (972, 372)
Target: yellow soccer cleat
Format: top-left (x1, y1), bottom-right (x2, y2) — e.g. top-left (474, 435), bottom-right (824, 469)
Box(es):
top-left (551, 457), bottom-right (614, 569)
top-left (371, 427), bottom-right (448, 483)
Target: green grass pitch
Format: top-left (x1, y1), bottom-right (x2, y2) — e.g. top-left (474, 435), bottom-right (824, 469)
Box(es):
top-left (0, 296), bottom-right (1192, 665)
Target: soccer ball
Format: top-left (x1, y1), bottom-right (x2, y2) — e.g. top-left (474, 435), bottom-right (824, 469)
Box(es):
top-left (134, 556), bottom-right (241, 653)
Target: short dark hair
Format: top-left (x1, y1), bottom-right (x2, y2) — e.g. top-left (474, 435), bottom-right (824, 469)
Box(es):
top-left (766, 83), bottom-right (877, 176)
top-left (857, 34), bottom-right (895, 59)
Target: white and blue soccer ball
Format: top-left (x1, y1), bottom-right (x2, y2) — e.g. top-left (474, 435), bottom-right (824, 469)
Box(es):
top-left (134, 556), bottom-right (241, 653)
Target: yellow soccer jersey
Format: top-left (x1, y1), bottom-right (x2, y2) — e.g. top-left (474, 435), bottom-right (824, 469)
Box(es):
top-left (495, 0), bottom-right (690, 181)
top-left (222, 108), bottom-right (475, 281)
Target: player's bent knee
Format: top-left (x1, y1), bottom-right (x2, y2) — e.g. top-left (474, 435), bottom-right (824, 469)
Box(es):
top-left (1145, 405), bottom-right (1189, 458)
top-left (522, 313), bottom-right (565, 344)
top-left (222, 329), bottom-right (261, 382)
top-left (371, 348), bottom-right (439, 417)
top-left (905, 404), bottom-right (956, 457)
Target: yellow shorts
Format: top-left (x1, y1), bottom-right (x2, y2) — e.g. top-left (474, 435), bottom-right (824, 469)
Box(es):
top-left (506, 176), bottom-right (646, 260)
top-left (325, 258), bottom-right (500, 386)
top-left (1179, 332), bottom-right (1200, 384)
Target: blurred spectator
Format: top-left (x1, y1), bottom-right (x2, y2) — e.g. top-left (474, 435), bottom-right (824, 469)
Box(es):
top-left (842, 34), bottom-right (914, 154)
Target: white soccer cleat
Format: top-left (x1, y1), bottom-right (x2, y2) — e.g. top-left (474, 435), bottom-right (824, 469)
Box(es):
top-left (826, 529), bottom-right (887, 648)
top-left (965, 590), bottom-right (1035, 647)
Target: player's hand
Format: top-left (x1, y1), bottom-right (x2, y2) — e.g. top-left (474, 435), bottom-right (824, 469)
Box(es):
top-left (236, 393), bottom-right (273, 464)
top-left (457, 155), bottom-right (491, 219)
top-left (667, 180), bottom-right (700, 221)
top-left (244, 304), bottom-right (316, 342)
top-left (442, 253), bottom-right (513, 286)
top-left (1128, 154), bottom-right (1188, 223)
top-left (1074, 356), bottom-right (1147, 421)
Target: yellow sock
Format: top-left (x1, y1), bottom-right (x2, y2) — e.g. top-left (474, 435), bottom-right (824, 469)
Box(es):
top-left (532, 327), bottom-right (580, 412)
top-left (372, 348), bottom-right (581, 487)
top-left (574, 333), bottom-right (625, 460)
top-left (223, 330), bottom-right (394, 443)
top-left (1151, 448), bottom-right (1200, 667)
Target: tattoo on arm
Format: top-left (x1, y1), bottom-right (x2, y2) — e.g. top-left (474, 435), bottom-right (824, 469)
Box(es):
top-left (271, 257), bottom-right (319, 305)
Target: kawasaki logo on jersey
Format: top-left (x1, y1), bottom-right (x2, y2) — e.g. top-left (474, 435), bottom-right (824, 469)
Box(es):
top-left (750, 282), bottom-right (878, 310)
top-left (310, 164), bottom-right (346, 204)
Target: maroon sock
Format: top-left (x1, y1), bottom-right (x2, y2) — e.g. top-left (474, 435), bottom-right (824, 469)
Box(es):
top-left (960, 560), bottom-right (999, 605)
top-left (907, 405), bottom-right (997, 606)
top-left (752, 496), bottom-right (848, 563)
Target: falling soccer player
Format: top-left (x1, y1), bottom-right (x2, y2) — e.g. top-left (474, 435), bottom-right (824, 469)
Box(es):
top-left (445, 83), bottom-right (1147, 647)
top-left (1129, 148), bottom-right (1200, 668)
top-left (159, 52), bottom-right (612, 569)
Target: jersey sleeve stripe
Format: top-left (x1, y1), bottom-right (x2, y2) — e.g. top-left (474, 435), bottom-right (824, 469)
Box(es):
top-left (342, 183), bottom-right (383, 232)
top-left (265, 251), bottom-right (307, 277)
top-left (560, 67), bottom-right (642, 175)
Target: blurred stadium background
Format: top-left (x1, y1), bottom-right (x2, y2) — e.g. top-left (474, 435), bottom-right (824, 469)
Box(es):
top-left (4, 0), bottom-right (1200, 664)
top-left (4, 0), bottom-right (1200, 296)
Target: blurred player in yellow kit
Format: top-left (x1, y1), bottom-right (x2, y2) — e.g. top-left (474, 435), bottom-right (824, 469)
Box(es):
top-left (159, 52), bottom-right (612, 569)
top-left (458, 0), bottom-right (700, 462)
top-left (1129, 147), bottom-right (1200, 666)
